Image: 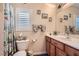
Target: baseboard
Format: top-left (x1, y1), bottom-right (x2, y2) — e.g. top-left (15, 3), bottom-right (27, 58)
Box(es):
top-left (33, 52), bottom-right (47, 56)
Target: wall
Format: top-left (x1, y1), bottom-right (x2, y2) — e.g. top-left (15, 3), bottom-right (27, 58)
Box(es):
top-left (0, 3), bottom-right (4, 55)
top-left (56, 6), bottom-right (79, 34)
top-left (13, 3), bottom-right (56, 55)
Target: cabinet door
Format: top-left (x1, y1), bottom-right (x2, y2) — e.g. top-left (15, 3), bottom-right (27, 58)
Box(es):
top-left (46, 41), bottom-right (50, 56)
top-left (56, 48), bottom-right (66, 56)
top-left (50, 44), bottom-right (55, 56)
top-left (51, 39), bottom-right (64, 50)
top-left (65, 45), bottom-right (79, 56)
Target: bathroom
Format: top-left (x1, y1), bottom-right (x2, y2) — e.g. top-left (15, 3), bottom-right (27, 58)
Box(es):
top-left (0, 3), bottom-right (79, 56)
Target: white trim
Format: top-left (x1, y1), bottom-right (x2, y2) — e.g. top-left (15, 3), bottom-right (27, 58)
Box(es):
top-left (33, 51), bottom-right (47, 55)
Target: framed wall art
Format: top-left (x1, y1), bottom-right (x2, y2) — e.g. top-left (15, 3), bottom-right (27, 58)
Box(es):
top-left (49, 17), bottom-right (52, 22)
top-left (37, 10), bottom-right (41, 15)
top-left (42, 13), bottom-right (48, 19)
top-left (69, 13), bottom-right (71, 18)
top-left (64, 15), bottom-right (68, 20)
top-left (60, 18), bottom-right (63, 22)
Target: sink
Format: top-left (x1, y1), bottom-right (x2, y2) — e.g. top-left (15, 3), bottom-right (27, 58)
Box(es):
top-left (56, 35), bottom-right (67, 39)
top-left (48, 34), bottom-right (79, 43)
top-left (56, 35), bottom-right (74, 41)
top-left (56, 35), bottom-right (79, 43)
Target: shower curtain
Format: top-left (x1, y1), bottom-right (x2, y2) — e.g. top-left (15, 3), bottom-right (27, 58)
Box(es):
top-left (4, 3), bottom-right (17, 56)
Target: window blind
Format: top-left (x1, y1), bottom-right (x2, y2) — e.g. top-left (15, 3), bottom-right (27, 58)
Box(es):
top-left (76, 16), bottom-right (79, 31)
top-left (16, 9), bottom-right (31, 31)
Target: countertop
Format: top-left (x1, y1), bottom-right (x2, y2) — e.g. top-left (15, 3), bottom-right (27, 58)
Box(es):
top-left (46, 34), bottom-right (79, 50)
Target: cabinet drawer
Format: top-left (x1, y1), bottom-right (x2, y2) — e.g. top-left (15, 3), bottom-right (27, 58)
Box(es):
top-left (51, 39), bottom-right (64, 50)
top-left (46, 36), bottom-right (51, 42)
top-left (65, 45), bottom-right (79, 56)
top-left (56, 48), bottom-right (66, 56)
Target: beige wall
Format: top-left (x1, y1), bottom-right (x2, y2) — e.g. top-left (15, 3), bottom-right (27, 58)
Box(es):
top-left (13, 3), bottom-right (56, 55)
top-left (56, 6), bottom-right (79, 34)
top-left (0, 3), bottom-right (4, 55)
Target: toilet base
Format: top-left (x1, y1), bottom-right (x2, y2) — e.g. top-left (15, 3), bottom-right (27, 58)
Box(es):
top-left (13, 51), bottom-right (27, 56)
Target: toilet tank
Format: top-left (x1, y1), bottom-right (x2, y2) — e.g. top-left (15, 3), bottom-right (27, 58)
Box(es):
top-left (16, 40), bottom-right (29, 51)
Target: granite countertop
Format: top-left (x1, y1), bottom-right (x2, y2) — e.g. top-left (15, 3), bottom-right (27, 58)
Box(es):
top-left (46, 34), bottom-right (79, 50)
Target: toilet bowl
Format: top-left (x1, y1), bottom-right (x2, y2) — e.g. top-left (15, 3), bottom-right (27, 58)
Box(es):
top-left (13, 51), bottom-right (26, 56)
top-left (13, 40), bottom-right (29, 56)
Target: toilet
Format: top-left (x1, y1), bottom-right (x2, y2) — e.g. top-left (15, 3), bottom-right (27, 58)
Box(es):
top-left (13, 40), bottom-right (29, 56)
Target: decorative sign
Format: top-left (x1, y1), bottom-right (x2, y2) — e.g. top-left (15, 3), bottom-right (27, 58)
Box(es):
top-left (42, 13), bottom-right (48, 19)
top-left (37, 10), bottom-right (41, 15)
top-left (49, 17), bottom-right (52, 22)
top-left (64, 15), bottom-right (68, 20)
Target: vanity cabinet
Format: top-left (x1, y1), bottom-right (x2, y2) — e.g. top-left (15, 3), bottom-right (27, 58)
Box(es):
top-left (51, 39), bottom-right (64, 50)
top-left (46, 36), bottom-right (66, 56)
top-left (51, 38), bottom-right (66, 56)
top-left (45, 36), bottom-right (79, 56)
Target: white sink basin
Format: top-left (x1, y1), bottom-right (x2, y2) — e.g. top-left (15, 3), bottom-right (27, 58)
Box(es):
top-left (57, 35), bottom-right (79, 43)
top-left (54, 35), bottom-right (77, 42)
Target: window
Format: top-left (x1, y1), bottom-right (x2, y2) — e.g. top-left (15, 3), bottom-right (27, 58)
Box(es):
top-left (75, 16), bottom-right (79, 31)
top-left (15, 9), bottom-right (31, 31)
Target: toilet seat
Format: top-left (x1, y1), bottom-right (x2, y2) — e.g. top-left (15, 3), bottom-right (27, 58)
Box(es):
top-left (13, 51), bottom-right (27, 56)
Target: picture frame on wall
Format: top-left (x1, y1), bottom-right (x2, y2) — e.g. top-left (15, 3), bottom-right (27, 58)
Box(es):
top-left (37, 10), bottom-right (41, 15)
top-left (49, 17), bottom-right (52, 22)
top-left (69, 13), bottom-right (71, 18)
top-left (42, 13), bottom-right (48, 19)
top-left (60, 18), bottom-right (63, 22)
top-left (64, 15), bottom-right (68, 20)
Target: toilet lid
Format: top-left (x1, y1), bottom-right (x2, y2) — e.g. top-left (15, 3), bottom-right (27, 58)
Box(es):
top-left (13, 51), bottom-right (27, 56)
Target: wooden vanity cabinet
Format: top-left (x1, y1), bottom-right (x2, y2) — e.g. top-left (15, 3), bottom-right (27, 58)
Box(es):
top-left (51, 38), bottom-right (66, 56)
top-left (51, 39), bottom-right (64, 50)
top-left (46, 36), bottom-right (66, 56)
top-left (46, 36), bottom-right (79, 56)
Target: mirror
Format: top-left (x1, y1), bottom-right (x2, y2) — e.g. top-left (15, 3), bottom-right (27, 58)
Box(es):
top-left (56, 3), bottom-right (79, 34)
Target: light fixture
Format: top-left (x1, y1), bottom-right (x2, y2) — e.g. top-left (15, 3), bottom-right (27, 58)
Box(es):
top-left (62, 3), bottom-right (74, 9)
top-left (57, 3), bottom-right (66, 9)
